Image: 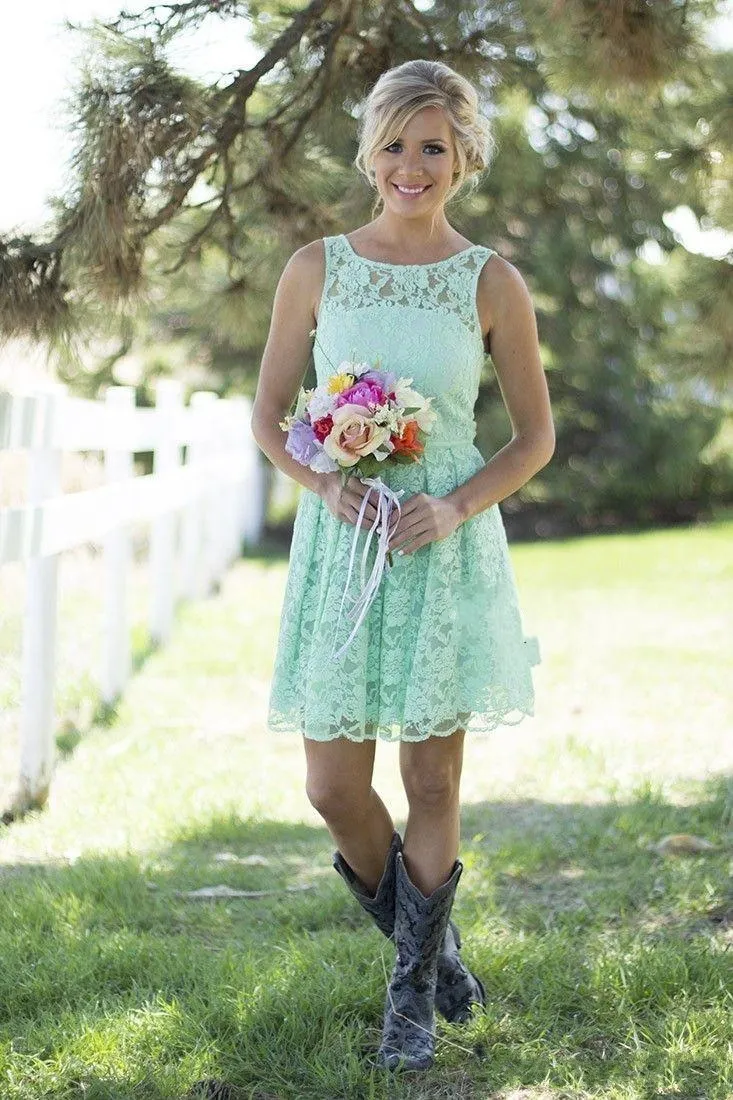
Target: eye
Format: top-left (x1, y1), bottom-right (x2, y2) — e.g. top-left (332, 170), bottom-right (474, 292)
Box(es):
top-left (384, 142), bottom-right (446, 154)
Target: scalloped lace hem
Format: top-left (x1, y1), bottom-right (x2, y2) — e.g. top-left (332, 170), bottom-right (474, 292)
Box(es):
top-left (267, 705), bottom-right (535, 743)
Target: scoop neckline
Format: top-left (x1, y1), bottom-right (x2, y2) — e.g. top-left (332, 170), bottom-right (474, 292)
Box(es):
top-left (338, 233), bottom-right (482, 268)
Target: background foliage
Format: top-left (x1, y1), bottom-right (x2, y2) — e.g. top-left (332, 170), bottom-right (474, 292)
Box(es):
top-left (1, 0), bottom-right (731, 534)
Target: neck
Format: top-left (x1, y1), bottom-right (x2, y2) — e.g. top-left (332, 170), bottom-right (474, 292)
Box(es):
top-left (371, 210), bottom-right (454, 246)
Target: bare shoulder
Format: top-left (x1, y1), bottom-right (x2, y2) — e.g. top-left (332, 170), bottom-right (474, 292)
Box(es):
top-left (279, 238), bottom-right (326, 325)
top-left (476, 251), bottom-right (534, 345)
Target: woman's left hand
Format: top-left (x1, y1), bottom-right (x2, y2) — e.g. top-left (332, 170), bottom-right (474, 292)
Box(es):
top-left (386, 492), bottom-right (463, 556)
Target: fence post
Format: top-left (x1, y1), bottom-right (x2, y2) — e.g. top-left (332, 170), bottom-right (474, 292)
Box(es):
top-left (224, 401), bottom-right (241, 569)
top-left (239, 396), bottom-right (265, 547)
top-left (2, 380), bottom-right (268, 821)
top-left (210, 398), bottom-right (229, 587)
top-left (102, 385), bottom-right (135, 705)
top-left (200, 392), bottom-right (221, 596)
top-left (181, 390), bottom-right (218, 601)
top-left (17, 384), bottom-right (66, 811)
top-left (149, 379), bottom-right (183, 645)
top-left (225, 397), bottom-right (247, 562)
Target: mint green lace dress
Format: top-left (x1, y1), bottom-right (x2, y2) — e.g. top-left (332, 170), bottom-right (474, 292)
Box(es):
top-left (267, 233), bottom-right (541, 743)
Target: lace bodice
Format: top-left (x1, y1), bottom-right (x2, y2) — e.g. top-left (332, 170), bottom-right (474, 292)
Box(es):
top-left (315, 234), bottom-right (496, 448)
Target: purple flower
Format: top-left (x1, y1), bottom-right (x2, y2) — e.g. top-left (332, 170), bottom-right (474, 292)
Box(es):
top-left (285, 419), bottom-right (320, 465)
top-left (360, 368), bottom-right (398, 393)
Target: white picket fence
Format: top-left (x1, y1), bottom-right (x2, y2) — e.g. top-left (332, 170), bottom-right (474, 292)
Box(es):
top-left (0, 380), bottom-right (264, 815)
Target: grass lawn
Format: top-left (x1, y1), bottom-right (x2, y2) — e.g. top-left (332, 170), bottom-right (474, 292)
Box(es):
top-left (0, 513), bottom-right (731, 1099)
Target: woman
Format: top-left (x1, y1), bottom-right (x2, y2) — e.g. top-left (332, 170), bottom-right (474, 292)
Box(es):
top-left (251, 58), bottom-right (555, 1072)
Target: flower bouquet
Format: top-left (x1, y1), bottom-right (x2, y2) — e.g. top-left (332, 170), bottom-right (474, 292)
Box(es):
top-left (279, 329), bottom-right (437, 658)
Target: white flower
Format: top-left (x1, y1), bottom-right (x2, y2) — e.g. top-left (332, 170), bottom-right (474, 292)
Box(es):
top-left (309, 446), bottom-right (340, 473)
top-left (393, 377), bottom-right (415, 404)
top-left (308, 386), bottom-right (338, 420)
top-left (394, 380), bottom-right (437, 432)
top-left (372, 404), bottom-right (400, 433)
top-left (414, 398), bottom-right (437, 432)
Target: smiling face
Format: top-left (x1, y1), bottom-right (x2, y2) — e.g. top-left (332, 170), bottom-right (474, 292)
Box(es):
top-left (371, 105), bottom-right (458, 219)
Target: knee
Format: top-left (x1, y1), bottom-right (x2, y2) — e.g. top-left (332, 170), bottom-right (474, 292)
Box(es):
top-left (403, 765), bottom-right (460, 811)
top-left (305, 778), bottom-right (369, 823)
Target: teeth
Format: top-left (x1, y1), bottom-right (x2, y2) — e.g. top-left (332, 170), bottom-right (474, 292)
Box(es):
top-left (395, 184), bottom-right (427, 194)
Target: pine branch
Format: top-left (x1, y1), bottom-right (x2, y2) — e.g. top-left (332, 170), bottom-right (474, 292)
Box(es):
top-left (142, 0), bottom-right (338, 235)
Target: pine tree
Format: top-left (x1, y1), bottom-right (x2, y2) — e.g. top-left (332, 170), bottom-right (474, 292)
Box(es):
top-left (0, 0), bottom-right (730, 531)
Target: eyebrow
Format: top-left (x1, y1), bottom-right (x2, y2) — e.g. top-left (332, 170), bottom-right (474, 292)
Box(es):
top-left (392, 137), bottom-right (448, 143)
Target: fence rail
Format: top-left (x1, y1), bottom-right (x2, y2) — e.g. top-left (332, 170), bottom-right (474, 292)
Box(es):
top-left (0, 379), bottom-right (264, 817)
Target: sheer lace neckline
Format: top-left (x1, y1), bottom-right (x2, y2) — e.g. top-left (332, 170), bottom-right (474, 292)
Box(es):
top-left (338, 233), bottom-right (482, 269)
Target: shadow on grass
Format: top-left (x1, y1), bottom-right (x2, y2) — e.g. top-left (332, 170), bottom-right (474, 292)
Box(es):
top-left (1, 780), bottom-right (731, 1098)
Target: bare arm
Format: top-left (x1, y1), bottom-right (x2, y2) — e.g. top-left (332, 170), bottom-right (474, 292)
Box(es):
top-left (443, 254), bottom-right (555, 523)
top-left (250, 241), bottom-right (326, 495)
top-left (250, 241), bottom-right (381, 527)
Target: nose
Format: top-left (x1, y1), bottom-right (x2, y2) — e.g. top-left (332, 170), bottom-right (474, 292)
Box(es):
top-left (395, 150), bottom-right (428, 177)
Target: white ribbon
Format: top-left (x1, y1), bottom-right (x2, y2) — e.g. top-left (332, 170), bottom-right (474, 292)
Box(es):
top-left (330, 475), bottom-right (405, 661)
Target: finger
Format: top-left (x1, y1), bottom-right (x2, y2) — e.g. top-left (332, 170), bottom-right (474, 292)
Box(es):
top-left (398, 537), bottom-right (426, 556)
top-left (345, 502), bottom-right (383, 530)
top-left (393, 497), bottom-right (416, 521)
top-left (358, 501), bottom-right (381, 524)
top-left (360, 489), bottom-right (383, 521)
top-left (395, 531), bottom-right (430, 555)
top-left (388, 512), bottom-right (425, 541)
top-left (343, 490), bottom-right (379, 523)
top-left (345, 501), bottom-right (379, 524)
top-left (387, 496), bottom-right (414, 528)
top-left (390, 523), bottom-right (432, 553)
top-left (387, 508), bottom-right (405, 533)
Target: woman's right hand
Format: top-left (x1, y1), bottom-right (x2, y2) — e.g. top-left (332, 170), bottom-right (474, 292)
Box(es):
top-left (316, 471), bottom-right (382, 530)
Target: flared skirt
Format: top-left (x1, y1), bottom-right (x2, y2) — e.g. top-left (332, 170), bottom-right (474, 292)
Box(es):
top-left (267, 445), bottom-right (540, 742)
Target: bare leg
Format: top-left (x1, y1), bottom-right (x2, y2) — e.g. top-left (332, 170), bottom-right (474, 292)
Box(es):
top-left (399, 727), bottom-right (465, 895)
top-left (303, 735), bottom-right (396, 895)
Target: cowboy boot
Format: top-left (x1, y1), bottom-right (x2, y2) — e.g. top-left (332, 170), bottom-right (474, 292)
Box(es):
top-left (333, 833), bottom-right (485, 1023)
top-left (376, 851), bottom-right (462, 1072)
top-left (332, 830), bottom-right (401, 939)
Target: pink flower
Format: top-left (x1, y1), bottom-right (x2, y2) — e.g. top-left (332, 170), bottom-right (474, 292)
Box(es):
top-left (322, 404), bottom-right (391, 466)
top-left (335, 379), bottom-right (386, 410)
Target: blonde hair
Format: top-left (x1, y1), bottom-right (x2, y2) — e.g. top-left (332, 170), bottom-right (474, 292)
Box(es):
top-left (354, 59), bottom-right (496, 220)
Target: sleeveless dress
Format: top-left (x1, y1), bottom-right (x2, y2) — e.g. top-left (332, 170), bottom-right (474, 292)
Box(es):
top-left (266, 232), bottom-right (541, 743)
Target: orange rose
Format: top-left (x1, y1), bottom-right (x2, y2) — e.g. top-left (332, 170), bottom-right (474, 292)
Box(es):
top-left (391, 419), bottom-right (424, 458)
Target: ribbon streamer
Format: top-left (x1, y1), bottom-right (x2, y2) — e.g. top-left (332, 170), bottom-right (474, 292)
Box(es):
top-left (331, 476), bottom-right (405, 661)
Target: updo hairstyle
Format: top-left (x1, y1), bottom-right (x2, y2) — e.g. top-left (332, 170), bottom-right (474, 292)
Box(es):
top-left (354, 59), bottom-right (496, 217)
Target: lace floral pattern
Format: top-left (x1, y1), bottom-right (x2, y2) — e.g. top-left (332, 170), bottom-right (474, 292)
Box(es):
top-left (324, 234), bottom-right (489, 336)
top-left (267, 234), bottom-right (541, 743)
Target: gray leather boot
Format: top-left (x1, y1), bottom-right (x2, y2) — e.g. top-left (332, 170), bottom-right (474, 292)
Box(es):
top-left (376, 851), bottom-right (463, 1072)
top-left (333, 833), bottom-right (485, 1024)
top-left (332, 830), bottom-right (401, 939)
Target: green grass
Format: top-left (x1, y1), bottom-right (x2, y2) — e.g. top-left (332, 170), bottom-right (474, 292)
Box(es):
top-left (0, 515), bottom-right (732, 1098)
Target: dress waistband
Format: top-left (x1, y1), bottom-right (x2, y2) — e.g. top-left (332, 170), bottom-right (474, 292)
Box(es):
top-left (425, 439), bottom-right (477, 449)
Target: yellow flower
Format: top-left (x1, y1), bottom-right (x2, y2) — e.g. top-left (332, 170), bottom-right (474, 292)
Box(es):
top-left (326, 372), bottom-right (355, 395)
